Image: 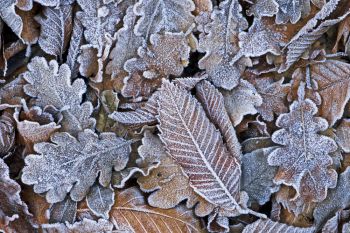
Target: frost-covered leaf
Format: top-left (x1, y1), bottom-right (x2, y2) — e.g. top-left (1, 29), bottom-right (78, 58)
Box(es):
top-left (222, 80), bottom-right (263, 126)
top-left (314, 167), bottom-right (350, 230)
top-left (321, 209), bottom-right (350, 233)
top-left (14, 107), bottom-right (60, 153)
top-left (137, 131), bottom-right (215, 217)
top-left (246, 0), bottom-right (278, 18)
top-left (254, 77), bottom-right (290, 122)
top-left (23, 57), bottom-right (95, 135)
top-left (195, 80), bottom-right (241, 161)
top-left (275, 0), bottom-right (325, 24)
top-left (268, 94), bottom-right (338, 202)
top-left (110, 186), bottom-right (204, 232)
top-left (36, 5), bottom-right (73, 59)
top-left (309, 60), bottom-right (350, 126)
top-left (279, 0), bottom-right (349, 72)
top-left (173, 75), bottom-right (207, 90)
top-left (21, 129), bottom-right (131, 203)
top-left (0, 158), bottom-right (35, 233)
top-left (242, 219), bottom-right (315, 233)
top-left (109, 91), bottom-right (158, 127)
top-left (86, 183), bottom-right (114, 219)
top-left (242, 147), bottom-right (279, 206)
top-left (42, 218), bottom-right (113, 233)
top-left (124, 32), bottom-right (190, 80)
top-left (133, 0), bottom-right (195, 38)
top-left (66, 16), bottom-right (84, 79)
top-left (0, 0), bottom-right (23, 38)
top-left (197, 0), bottom-right (249, 90)
top-left (157, 80), bottom-right (245, 214)
top-left (336, 119), bottom-right (350, 153)
top-left (49, 196), bottom-right (77, 224)
top-left (275, 185), bottom-right (313, 216)
top-left (121, 72), bottom-right (162, 99)
top-left (0, 112), bottom-right (16, 157)
top-left (106, 6), bottom-right (144, 79)
top-left (238, 18), bottom-right (283, 58)
top-left (77, 0), bottom-right (120, 55)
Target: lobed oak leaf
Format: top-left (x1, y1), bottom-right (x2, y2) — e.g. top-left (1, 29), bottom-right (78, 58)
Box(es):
top-left (137, 131), bottom-right (215, 217)
top-left (124, 32), bottom-right (191, 80)
top-left (49, 196), bottom-right (77, 224)
top-left (246, 0), bottom-right (278, 18)
top-left (133, 0), bottom-right (195, 39)
top-left (222, 79), bottom-right (263, 126)
top-left (21, 129), bottom-right (131, 203)
top-left (157, 80), bottom-right (252, 215)
top-left (23, 57), bottom-right (95, 135)
top-left (76, 0), bottom-right (120, 56)
top-left (268, 95), bottom-right (338, 202)
top-left (106, 6), bottom-right (144, 79)
top-left (242, 218), bottom-right (315, 233)
top-left (238, 18), bottom-right (283, 58)
top-left (197, 0), bottom-right (249, 90)
top-left (253, 77), bottom-right (291, 122)
top-left (41, 218), bottom-right (113, 233)
top-left (109, 186), bottom-right (204, 232)
top-left (35, 5), bottom-right (73, 60)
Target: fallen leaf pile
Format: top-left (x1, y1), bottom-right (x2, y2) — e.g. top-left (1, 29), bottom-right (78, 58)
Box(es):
top-left (2, 0), bottom-right (350, 232)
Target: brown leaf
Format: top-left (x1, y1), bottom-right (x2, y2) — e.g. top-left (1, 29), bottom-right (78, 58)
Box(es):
top-left (109, 186), bottom-right (204, 232)
top-left (242, 218), bottom-right (314, 233)
top-left (157, 80), bottom-right (256, 216)
top-left (0, 158), bottom-right (35, 233)
top-left (137, 131), bottom-right (215, 217)
top-left (268, 91), bottom-right (338, 202)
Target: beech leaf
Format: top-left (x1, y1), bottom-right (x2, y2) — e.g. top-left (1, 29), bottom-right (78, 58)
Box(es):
top-left (242, 219), bottom-right (315, 233)
top-left (110, 186), bottom-right (204, 232)
top-left (157, 80), bottom-right (247, 214)
top-left (36, 5), bottom-right (73, 59)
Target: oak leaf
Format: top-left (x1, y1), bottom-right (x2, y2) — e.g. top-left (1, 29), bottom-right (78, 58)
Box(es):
top-left (197, 0), bottom-right (249, 90)
top-left (21, 129), bottom-right (131, 203)
top-left (133, 0), bottom-right (195, 39)
top-left (268, 91), bottom-right (338, 202)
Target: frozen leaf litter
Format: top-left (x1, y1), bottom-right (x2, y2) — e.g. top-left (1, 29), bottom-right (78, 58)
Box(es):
top-left (2, 0), bottom-right (350, 232)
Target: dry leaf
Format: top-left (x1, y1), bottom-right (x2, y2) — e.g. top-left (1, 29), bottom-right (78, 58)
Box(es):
top-left (109, 186), bottom-right (204, 232)
top-left (268, 88), bottom-right (338, 202)
top-left (21, 129), bottom-right (131, 203)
